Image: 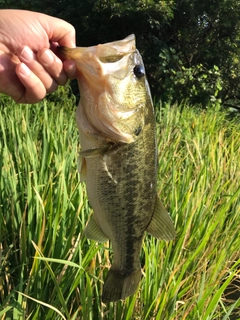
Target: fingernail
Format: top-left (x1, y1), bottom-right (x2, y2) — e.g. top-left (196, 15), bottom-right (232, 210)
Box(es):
top-left (20, 46), bottom-right (35, 62)
top-left (40, 49), bottom-right (54, 66)
top-left (19, 63), bottom-right (31, 76)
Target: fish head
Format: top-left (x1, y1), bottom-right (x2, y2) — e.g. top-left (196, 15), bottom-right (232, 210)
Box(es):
top-left (59, 35), bottom-right (152, 143)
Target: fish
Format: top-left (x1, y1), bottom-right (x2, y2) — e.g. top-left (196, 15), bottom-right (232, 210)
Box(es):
top-left (58, 34), bottom-right (176, 303)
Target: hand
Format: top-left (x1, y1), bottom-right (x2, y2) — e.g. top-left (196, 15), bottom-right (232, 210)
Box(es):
top-left (0, 10), bottom-right (76, 103)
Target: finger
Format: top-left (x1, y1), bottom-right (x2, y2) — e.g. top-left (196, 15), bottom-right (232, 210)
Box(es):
top-left (15, 63), bottom-right (47, 103)
top-left (37, 48), bottom-right (68, 85)
top-left (18, 46), bottom-right (58, 93)
top-left (43, 17), bottom-right (76, 47)
top-left (63, 60), bottom-right (77, 80)
top-left (0, 50), bottom-right (26, 101)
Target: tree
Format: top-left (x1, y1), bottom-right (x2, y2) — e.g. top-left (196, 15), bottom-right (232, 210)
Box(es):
top-left (2, 0), bottom-right (240, 107)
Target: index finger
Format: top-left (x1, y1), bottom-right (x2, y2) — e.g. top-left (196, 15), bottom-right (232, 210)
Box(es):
top-left (41, 14), bottom-right (76, 47)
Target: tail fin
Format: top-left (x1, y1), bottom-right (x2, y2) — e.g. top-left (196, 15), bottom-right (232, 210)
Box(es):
top-left (102, 268), bottom-right (141, 303)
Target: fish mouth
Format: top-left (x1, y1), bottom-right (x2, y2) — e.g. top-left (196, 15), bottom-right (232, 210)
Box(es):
top-left (59, 35), bottom-right (143, 144)
top-left (58, 34), bottom-right (136, 82)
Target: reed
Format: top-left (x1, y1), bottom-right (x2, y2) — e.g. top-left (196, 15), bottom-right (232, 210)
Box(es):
top-left (0, 95), bottom-right (239, 319)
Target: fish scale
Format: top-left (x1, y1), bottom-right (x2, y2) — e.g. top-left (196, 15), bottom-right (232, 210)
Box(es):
top-left (58, 34), bottom-right (176, 303)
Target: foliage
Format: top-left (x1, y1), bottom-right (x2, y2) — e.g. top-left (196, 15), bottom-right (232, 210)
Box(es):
top-left (2, 0), bottom-right (240, 106)
top-left (0, 96), bottom-right (239, 319)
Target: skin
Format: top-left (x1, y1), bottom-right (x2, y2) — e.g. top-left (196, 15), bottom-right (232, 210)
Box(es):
top-left (0, 9), bottom-right (77, 103)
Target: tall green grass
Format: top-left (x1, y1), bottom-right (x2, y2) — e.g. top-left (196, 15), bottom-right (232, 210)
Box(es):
top-left (0, 92), bottom-right (239, 319)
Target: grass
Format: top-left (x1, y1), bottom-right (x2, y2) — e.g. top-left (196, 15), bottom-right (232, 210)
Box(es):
top-left (0, 90), bottom-right (239, 319)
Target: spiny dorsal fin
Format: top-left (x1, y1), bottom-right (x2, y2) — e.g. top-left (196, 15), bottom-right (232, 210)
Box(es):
top-left (146, 197), bottom-right (176, 240)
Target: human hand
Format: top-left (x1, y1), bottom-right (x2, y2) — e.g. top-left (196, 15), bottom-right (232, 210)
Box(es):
top-left (0, 10), bottom-right (76, 103)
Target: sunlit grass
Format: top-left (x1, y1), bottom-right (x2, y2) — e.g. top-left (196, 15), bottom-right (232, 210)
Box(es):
top-left (0, 92), bottom-right (239, 319)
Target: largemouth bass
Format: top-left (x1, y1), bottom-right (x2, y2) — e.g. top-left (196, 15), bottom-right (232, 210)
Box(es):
top-left (59, 34), bottom-right (176, 303)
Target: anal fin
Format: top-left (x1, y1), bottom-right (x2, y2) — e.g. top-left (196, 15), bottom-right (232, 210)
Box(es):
top-left (146, 197), bottom-right (176, 240)
top-left (84, 215), bottom-right (109, 242)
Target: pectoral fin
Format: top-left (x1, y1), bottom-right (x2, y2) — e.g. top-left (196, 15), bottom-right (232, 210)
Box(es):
top-left (80, 144), bottom-right (120, 158)
top-left (77, 155), bottom-right (87, 182)
top-left (80, 147), bottom-right (107, 158)
top-left (84, 215), bottom-right (109, 242)
top-left (147, 197), bottom-right (176, 240)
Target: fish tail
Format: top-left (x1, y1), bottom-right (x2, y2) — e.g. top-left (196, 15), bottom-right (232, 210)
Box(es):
top-left (102, 268), bottom-right (142, 303)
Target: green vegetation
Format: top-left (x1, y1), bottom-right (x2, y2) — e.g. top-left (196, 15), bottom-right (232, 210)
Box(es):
top-left (1, 1), bottom-right (239, 317)
top-left (0, 89), bottom-right (239, 319)
top-left (2, 0), bottom-right (240, 106)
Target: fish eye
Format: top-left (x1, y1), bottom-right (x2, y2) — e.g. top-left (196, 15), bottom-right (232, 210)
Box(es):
top-left (133, 65), bottom-right (145, 78)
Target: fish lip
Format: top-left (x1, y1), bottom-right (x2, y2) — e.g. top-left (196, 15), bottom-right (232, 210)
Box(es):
top-left (58, 34), bottom-right (137, 80)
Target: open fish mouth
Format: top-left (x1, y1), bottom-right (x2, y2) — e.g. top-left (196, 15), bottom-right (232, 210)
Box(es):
top-left (59, 34), bottom-right (136, 80)
top-left (58, 35), bottom-right (147, 144)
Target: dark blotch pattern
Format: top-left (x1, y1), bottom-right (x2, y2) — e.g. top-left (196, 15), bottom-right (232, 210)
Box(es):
top-left (92, 93), bottom-right (157, 273)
